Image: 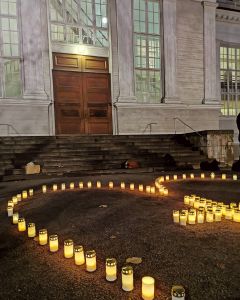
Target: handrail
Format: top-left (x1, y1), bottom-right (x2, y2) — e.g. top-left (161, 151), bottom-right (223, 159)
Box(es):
top-left (0, 124), bottom-right (20, 136)
top-left (143, 122), bottom-right (157, 134)
top-left (173, 117), bottom-right (203, 138)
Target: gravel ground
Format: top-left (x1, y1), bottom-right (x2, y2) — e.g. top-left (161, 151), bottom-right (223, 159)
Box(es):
top-left (0, 174), bottom-right (240, 300)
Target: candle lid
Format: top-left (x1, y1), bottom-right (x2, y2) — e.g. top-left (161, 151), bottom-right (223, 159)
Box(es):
top-left (171, 285), bottom-right (185, 297)
top-left (106, 258), bottom-right (117, 266)
top-left (122, 266), bottom-right (133, 275)
top-left (28, 223), bottom-right (35, 227)
top-left (64, 239), bottom-right (73, 246)
top-left (39, 229), bottom-right (47, 234)
top-left (86, 250), bottom-right (96, 258)
top-left (49, 234), bottom-right (58, 240)
top-left (18, 217), bottom-right (25, 222)
top-left (75, 245), bottom-right (84, 252)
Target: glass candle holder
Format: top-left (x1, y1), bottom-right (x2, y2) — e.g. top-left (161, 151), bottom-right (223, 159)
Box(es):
top-left (173, 210), bottom-right (180, 223)
top-left (233, 209), bottom-right (240, 222)
top-left (79, 182), bottom-right (84, 189)
top-left (189, 197), bottom-right (195, 207)
top-left (22, 190), bottom-right (28, 199)
top-left (97, 181), bottom-right (101, 188)
top-left (39, 229), bottom-right (48, 245)
top-left (233, 174), bottom-right (238, 181)
top-left (12, 196), bottom-right (18, 205)
top-left (61, 183), bottom-right (66, 190)
top-left (74, 245), bottom-right (85, 265)
top-left (197, 211), bottom-right (204, 223)
top-left (222, 174), bottom-right (226, 180)
top-left (28, 223), bottom-right (36, 238)
top-left (7, 206), bottom-right (13, 217)
top-left (142, 276), bottom-right (155, 300)
top-left (182, 174), bottom-right (187, 180)
top-left (42, 185), bottom-right (47, 193)
top-left (87, 181), bottom-right (92, 188)
top-left (165, 175), bottom-right (170, 181)
top-left (163, 189), bottom-right (168, 196)
top-left (106, 258), bottom-right (117, 282)
top-left (64, 239), bottom-right (74, 258)
top-left (8, 200), bottom-right (14, 208)
top-left (184, 196), bottom-right (190, 205)
top-left (53, 184), bottom-right (58, 191)
top-left (173, 175), bottom-right (178, 181)
top-left (150, 187), bottom-right (155, 194)
top-left (190, 173), bottom-right (194, 179)
top-left (70, 182), bottom-right (75, 189)
top-left (171, 285), bottom-right (185, 300)
top-left (18, 218), bottom-right (26, 232)
top-left (122, 266), bottom-right (134, 292)
top-left (230, 203), bottom-right (237, 209)
top-left (130, 183), bottom-right (135, 191)
top-left (210, 172), bottom-right (215, 179)
top-left (86, 250), bottom-right (96, 272)
top-left (120, 182), bottom-right (125, 189)
top-left (215, 209), bottom-right (222, 222)
top-left (109, 181), bottom-right (114, 189)
top-left (12, 212), bottom-right (19, 225)
top-left (17, 194), bottom-right (22, 202)
top-left (29, 189), bottom-right (34, 196)
top-left (200, 173), bottom-right (205, 179)
top-left (49, 235), bottom-right (59, 252)
top-left (139, 184), bottom-right (144, 192)
top-left (179, 212), bottom-right (187, 226)
top-left (194, 199), bottom-right (200, 209)
top-left (188, 211), bottom-right (196, 225)
top-left (146, 186), bottom-right (151, 193)
top-left (206, 210), bottom-right (214, 222)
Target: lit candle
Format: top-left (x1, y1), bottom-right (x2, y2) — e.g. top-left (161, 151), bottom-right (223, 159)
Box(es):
top-left (190, 173), bottom-right (194, 179)
top-left (122, 266), bottom-right (134, 292)
top-left (12, 212), bottom-right (19, 224)
top-left (74, 245), bottom-right (85, 265)
top-left (184, 196), bottom-right (190, 205)
top-left (12, 196), bottom-right (18, 205)
top-left (210, 172), bottom-right (215, 179)
top-left (7, 205), bottom-right (13, 217)
top-left (22, 190), bottom-right (28, 199)
top-left (233, 209), bottom-right (240, 222)
top-left (106, 258), bottom-right (117, 282)
top-left (189, 197), bottom-right (195, 207)
top-left (225, 208), bottom-right (233, 220)
top-left (130, 183), bottom-right (135, 191)
top-left (49, 235), bottom-right (59, 252)
top-left (97, 181), bottom-right (101, 188)
top-left (142, 276), bottom-right (155, 300)
top-left (18, 217), bottom-right (26, 232)
top-left (159, 176), bottom-right (164, 182)
top-left (230, 203), bottom-right (237, 209)
top-left (163, 188), bottom-right (168, 196)
top-left (79, 182), bottom-right (83, 189)
top-left (182, 174), bottom-right (186, 180)
top-left (146, 186), bottom-right (151, 193)
top-left (206, 210), bottom-right (214, 222)
top-left (39, 229), bottom-right (48, 245)
top-left (64, 239), bottom-right (74, 258)
top-left (194, 199), bottom-right (200, 209)
top-left (8, 200), bottom-right (14, 208)
top-left (200, 199), bottom-right (206, 208)
top-left (87, 181), bottom-right (92, 189)
top-left (233, 174), bottom-right (238, 181)
top-left (179, 212), bottom-right (187, 226)
top-left (29, 189), bottom-right (34, 196)
top-left (159, 187), bottom-right (164, 195)
top-left (173, 175), bottom-right (178, 181)
top-left (201, 173), bottom-right (205, 179)
top-left (27, 223), bottom-right (36, 238)
top-left (17, 194), bottom-right (22, 202)
top-left (188, 210), bottom-right (196, 225)
top-left (197, 211), bottom-right (204, 223)
top-left (215, 209), bottom-right (222, 222)
top-left (172, 285), bottom-right (185, 300)
top-left (42, 185), bottom-right (47, 193)
top-left (61, 183), bottom-right (66, 190)
top-left (70, 182), bottom-right (75, 189)
top-left (139, 184), bottom-right (144, 192)
top-left (222, 174), bottom-right (226, 180)
top-left (150, 187), bottom-right (155, 194)
top-left (86, 250), bottom-right (96, 272)
top-left (165, 176), bottom-right (170, 181)
top-left (109, 181), bottom-right (114, 189)
top-left (173, 210), bottom-right (180, 223)
top-left (53, 184), bottom-right (58, 191)
top-left (121, 182), bottom-right (125, 189)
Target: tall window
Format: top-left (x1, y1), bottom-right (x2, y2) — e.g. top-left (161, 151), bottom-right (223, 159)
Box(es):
top-left (50, 0), bottom-right (108, 47)
top-left (220, 46), bottom-right (240, 116)
top-left (133, 0), bottom-right (162, 103)
top-left (0, 0), bottom-right (21, 98)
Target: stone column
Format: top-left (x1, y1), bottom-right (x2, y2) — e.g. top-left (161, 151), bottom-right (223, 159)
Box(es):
top-left (20, 0), bottom-right (50, 100)
top-left (203, 0), bottom-right (218, 104)
top-left (115, 0), bottom-right (136, 102)
top-left (162, 0), bottom-right (179, 104)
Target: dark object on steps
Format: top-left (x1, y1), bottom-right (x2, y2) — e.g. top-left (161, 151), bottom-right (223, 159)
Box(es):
top-left (164, 153), bottom-right (177, 171)
top-left (200, 159), bottom-right (220, 171)
top-left (232, 160), bottom-right (240, 172)
top-left (121, 160), bottom-right (140, 169)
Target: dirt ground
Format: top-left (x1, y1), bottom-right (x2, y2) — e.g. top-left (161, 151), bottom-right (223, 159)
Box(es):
top-left (0, 173), bottom-right (240, 300)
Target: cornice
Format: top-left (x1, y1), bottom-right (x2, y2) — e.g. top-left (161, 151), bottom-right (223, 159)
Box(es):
top-left (216, 8), bottom-right (240, 24)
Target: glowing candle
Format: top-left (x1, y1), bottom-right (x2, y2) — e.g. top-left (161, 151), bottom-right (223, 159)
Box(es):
top-left (86, 250), bottom-right (96, 272)
top-left (64, 239), bottom-right (74, 258)
top-left (233, 209), bottom-right (240, 222)
top-left (12, 212), bottom-right (19, 224)
top-left (179, 212), bottom-right (187, 226)
top-left (194, 199), bottom-right (200, 209)
top-left (53, 184), bottom-right (58, 191)
top-left (188, 210), bottom-right (196, 225)
top-left (109, 181), bottom-right (114, 189)
top-left (222, 174), bottom-right (226, 180)
top-left (184, 196), bottom-right (189, 205)
top-left (122, 266), bottom-right (134, 292)
top-left (173, 210), bottom-right (180, 223)
top-left (29, 189), bottom-right (34, 196)
top-left (159, 187), bottom-right (164, 195)
top-left (215, 209), bottom-right (222, 222)
top-left (173, 175), bottom-right (178, 181)
top-left (189, 197), bottom-right (195, 207)
top-left (142, 276), bottom-right (155, 300)
top-left (172, 285), bottom-right (185, 300)
top-left (230, 203), bottom-right (237, 209)
top-left (197, 211), bottom-right (204, 223)
top-left (87, 181), bottom-right (92, 189)
top-left (206, 210), bottom-right (214, 222)
top-left (22, 190), bottom-right (28, 199)
top-left (130, 183), bottom-right (135, 191)
top-left (12, 196), bottom-right (18, 205)
top-left (42, 185), bottom-right (47, 193)
top-left (200, 199), bottom-right (206, 208)
top-left (79, 182), bottom-right (83, 189)
top-left (97, 181), bottom-right (101, 188)
top-left (39, 229), bottom-right (48, 245)
top-left (27, 223), bottom-right (36, 238)
top-left (164, 189), bottom-right (168, 196)
top-left (106, 258), bottom-right (117, 282)
top-left (201, 173), bottom-right (205, 179)
top-left (139, 184), bottom-right (144, 192)
top-left (159, 176), bottom-right (164, 182)
top-left (17, 194), bottom-right (22, 202)
top-left (150, 187), bottom-right (155, 194)
top-left (7, 206), bottom-right (13, 217)
top-left (165, 175), bottom-right (170, 181)
top-left (182, 174), bottom-right (186, 180)
top-left (49, 235), bottom-right (59, 252)
top-left (61, 183), bottom-right (66, 190)
top-left (225, 208), bottom-right (233, 220)
top-left (8, 200), bottom-right (14, 208)
top-left (190, 173), bottom-right (194, 179)
top-left (18, 218), bottom-right (26, 232)
top-left (70, 182), bottom-right (75, 189)
top-left (210, 172), bottom-right (215, 179)
top-left (121, 182), bottom-right (125, 189)
top-left (233, 174), bottom-right (238, 181)
top-left (146, 186), bottom-right (151, 193)
top-left (74, 245), bottom-right (85, 265)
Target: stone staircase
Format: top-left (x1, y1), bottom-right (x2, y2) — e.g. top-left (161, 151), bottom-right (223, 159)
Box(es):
top-left (0, 135), bottom-right (206, 181)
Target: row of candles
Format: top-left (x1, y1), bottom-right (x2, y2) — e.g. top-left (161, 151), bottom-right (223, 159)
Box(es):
top-left (173, 195), bottom-right (240, 225)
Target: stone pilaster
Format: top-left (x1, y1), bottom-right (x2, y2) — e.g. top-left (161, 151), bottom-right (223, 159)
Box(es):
top-left (20, 0), bottom-right (50, 100)
top-left (162, 0), bottom-right (180, 104)
top-left (203, 0), bottom-right (218, 104)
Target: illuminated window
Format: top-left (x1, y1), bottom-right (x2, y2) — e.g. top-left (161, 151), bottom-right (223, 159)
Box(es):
top-left (220, 46), bottom-right (240, 116)
top-left (133, 0), bottom-right (162, 103)
top-left (50, 0), bottom-right (108, 47)
top-left (0, 0), bottom-right (21, 98)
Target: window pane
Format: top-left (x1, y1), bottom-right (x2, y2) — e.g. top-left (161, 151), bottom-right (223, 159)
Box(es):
top-left (50, 0), bottom-right (64, 22)
top-left (4, 59), bottom-right (21, 97)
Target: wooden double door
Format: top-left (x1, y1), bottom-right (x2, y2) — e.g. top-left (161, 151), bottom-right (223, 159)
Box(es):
top-left (53, 53), bottom-right (112, 135)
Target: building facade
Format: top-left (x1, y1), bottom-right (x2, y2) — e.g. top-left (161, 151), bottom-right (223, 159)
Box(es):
top-left (0, 0), bottom-right (239, 145)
